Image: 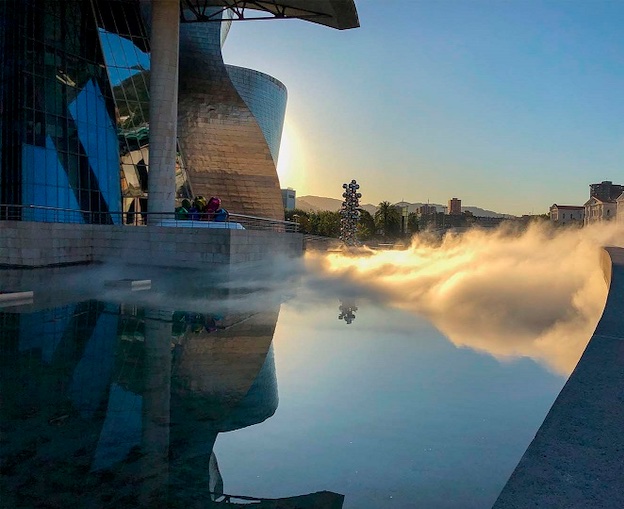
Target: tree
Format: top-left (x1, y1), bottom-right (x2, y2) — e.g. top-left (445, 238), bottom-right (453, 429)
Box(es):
top-left (285, 208), bottom-right (311, 234)
top-left (374, 201), bottom-right (401, 239)
top-left (308, 210), bottom-right (340, 237)
top-left (317, 210), bottom-right (341, 237)
top-left (357, 209), bottom-right (376, 240)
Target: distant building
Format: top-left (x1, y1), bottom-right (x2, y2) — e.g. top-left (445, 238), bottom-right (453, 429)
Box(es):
top-left (617, 192), bottom-right (624, 225)
top-left (589, 181), bottom-right (624, 202)
top-left (281, 188), bottom-right (296, 211)
top-left (549, 204), bottom-right (584, 226)
top-left (473, 216), bottom-right (505, 228)
top-left (448, 198), bottom-right (462, 215)
top-left (417, 204), bottom-right (437, 217)
top-left (584, 196), bottom-right (617, 225)
top-left (400, 205), bottom-right (409, 234)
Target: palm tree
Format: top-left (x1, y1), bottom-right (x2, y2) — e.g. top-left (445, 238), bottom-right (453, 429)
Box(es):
top-left (374, 201), bottom-right (401, 239)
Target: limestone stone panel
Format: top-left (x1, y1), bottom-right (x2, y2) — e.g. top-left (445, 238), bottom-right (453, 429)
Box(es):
top-left (1, 222), bottom-right (302, 268)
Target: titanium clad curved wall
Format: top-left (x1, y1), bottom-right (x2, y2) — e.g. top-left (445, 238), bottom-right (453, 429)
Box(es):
top-left (226, 65), bottom-right (287, 164)
top-left (178, 22), bottom-right (286, 220)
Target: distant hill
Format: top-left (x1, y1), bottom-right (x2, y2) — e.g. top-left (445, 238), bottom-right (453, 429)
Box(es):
top-left (464, 207), bottom-right (515, 218)
top-left (296, 195), bottom-right (514, 218)
top-left (296, 196), bottom-right (377, 215)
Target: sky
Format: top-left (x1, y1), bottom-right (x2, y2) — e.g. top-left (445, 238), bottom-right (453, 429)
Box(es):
top-left (221, 0), bottom-right (624, 216)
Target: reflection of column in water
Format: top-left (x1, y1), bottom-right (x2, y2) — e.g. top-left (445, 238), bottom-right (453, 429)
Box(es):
top-left (140, 309), bottom-right (172, 505)
top-left (338, 301), bottom-right (358, 325)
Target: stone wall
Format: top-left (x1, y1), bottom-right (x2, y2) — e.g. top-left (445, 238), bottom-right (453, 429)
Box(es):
top-left (0, 221), bottom-right (302, 269)
top-left (0, 222), bottom-right (94, 267)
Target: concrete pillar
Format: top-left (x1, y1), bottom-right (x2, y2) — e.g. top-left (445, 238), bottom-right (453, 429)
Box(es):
top-left (148, 0), bottom-right (179, 217)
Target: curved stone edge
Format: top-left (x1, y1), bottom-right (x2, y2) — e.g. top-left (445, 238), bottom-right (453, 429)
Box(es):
top-left (492, 246), bottom-right (624, 508)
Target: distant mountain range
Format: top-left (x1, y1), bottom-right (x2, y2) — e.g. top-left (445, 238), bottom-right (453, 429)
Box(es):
top-left (296, 195), bottom-right (515, 218)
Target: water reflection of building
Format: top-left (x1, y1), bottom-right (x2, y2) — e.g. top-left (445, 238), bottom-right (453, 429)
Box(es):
top-left (0, 301), bottom-right (344, 508)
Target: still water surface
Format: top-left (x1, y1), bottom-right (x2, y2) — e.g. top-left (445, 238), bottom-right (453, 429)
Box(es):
top-left (0, 266), bottom-right (572, 508)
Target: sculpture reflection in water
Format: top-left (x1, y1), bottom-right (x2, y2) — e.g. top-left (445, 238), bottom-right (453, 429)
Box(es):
top-left (0, 301), bottom-right (344, 508)
top-left (338, 300), bottom-right (358, 325)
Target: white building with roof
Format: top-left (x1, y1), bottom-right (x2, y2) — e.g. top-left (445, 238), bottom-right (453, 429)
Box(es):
top-left (549, 204), bottom-right (584, 226)
top-left (617, 192), bottom-right (624, 225)
top-left (584, 196), bottom-right (617, 226)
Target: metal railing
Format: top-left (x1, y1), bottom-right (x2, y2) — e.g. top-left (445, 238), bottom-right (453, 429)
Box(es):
top-left (0, 204), bottom-right (299, 233)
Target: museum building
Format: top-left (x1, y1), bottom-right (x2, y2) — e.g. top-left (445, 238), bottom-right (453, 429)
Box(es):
top-left (0, 0), bottom-right (359, 224)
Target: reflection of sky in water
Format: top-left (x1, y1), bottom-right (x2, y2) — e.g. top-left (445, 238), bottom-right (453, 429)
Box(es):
top-left (308, 222), bottom-right (621, 376)
top-left (215, 298), bottom-right (565, 509)
top-left (2, 248), bottom-right (602, 509)
top-left (98, 29), bottom-right (150, 86)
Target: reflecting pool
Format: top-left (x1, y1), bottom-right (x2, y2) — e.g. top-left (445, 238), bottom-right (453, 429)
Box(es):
top-left (0, 264), bottom-right (579, 508)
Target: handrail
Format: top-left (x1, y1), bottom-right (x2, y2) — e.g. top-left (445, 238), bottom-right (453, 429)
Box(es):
top-left (0, 203), bottom-right (299, 233)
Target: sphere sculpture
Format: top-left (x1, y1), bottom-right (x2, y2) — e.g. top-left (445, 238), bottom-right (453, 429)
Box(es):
top-left (339, 179), bottom-right (361, 246)
top-left (338, 301), bottom-right (358, 325)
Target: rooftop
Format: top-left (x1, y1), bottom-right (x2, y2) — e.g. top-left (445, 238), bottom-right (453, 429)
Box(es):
top-left (180, 0), bottom-right (360, 29)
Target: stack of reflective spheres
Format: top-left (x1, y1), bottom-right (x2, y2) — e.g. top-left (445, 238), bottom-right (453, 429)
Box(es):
top-left (339, 179), bottom-right (361, 246)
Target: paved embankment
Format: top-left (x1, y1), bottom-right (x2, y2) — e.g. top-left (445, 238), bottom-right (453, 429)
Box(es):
top-left (493, 247), bottom-right (624, 508)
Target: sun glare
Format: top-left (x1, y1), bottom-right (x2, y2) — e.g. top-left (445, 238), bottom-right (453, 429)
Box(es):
top-left (277, 119), bottom-right (306, 192)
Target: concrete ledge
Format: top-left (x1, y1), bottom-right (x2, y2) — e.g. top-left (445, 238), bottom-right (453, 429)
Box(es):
top-left (104, 279), bottom-right (152, 291)
top-left (0, 221), bottom-right (303, 269)
top-left (0, 290), bottom-right (33, 302)
top-left (493, 246), bottom-right (624, 508)
top-left (157, 219), bottom-right (245, 229)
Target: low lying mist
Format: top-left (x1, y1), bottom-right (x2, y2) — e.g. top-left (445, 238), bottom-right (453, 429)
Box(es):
top-left (9, 221), bottom-right (620, 377)
top-left (306, 222), bottom-right (624, 375)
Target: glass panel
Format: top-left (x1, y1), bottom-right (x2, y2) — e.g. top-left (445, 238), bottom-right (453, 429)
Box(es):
top-left (1, 0), bottom-right (120, 223)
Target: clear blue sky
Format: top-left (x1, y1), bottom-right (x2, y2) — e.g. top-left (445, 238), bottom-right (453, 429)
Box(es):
top-left (222, 0), bottom-right (624, 215)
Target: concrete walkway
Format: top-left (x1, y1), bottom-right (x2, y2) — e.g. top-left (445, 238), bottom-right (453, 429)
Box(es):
top-left (493, 247), bottom-right (624, 508)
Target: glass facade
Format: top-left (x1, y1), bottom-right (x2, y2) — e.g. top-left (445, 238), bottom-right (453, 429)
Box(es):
top-left (93, 0), bottom-right (191, 223)
top-left (0, 0), bottom-right (191, 224)
top-left (0, 0), bottom-right (289, 224)
top-left (0, 0), bottom-right (120, 223)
